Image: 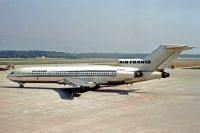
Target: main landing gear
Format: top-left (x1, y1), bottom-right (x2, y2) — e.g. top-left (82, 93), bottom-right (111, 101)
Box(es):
top-left (70, 85), bottom-right (101, 99)
top-left (19, 84), bottom-right (24, 88)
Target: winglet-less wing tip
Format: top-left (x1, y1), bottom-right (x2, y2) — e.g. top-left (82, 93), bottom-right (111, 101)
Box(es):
top-left (165, 44), bottom-right (194, 50)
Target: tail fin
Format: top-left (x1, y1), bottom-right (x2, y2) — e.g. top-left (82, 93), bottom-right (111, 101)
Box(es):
top-left (118, 44), bottom-right (194, 71)
top-left (143, 44), bottom-right (194, 71)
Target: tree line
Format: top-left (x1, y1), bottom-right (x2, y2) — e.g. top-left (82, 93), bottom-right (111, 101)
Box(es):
top-left (0, 50), bottom-right (199, 58)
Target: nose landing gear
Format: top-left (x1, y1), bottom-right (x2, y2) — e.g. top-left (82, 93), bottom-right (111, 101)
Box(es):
top-left (19, 84), bottom-right (24, 88)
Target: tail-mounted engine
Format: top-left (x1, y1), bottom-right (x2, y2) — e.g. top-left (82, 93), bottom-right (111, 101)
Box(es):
top-left (161, 72), bottom-right (170, 78)
top-left (134, 71), bottom-right (143, 78)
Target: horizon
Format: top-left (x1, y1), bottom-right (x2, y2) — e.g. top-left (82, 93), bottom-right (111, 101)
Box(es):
top-left (0, 49), bottom-right (200, 55)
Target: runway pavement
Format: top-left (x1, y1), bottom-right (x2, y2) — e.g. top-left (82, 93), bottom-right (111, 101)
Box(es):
top-left (0, 65), bottom-right (200, 133)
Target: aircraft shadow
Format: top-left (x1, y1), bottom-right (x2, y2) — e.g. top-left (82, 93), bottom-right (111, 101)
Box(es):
top-left (94, 89), bottom-right (139, 95)
top-left (1, 85), bottom-right (78, 100)
top-left (1, 86), bottom-right (146, 100)
top-left (53, 89), bottom-right (78, 100)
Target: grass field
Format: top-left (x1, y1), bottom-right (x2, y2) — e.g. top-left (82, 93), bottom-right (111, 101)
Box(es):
top-left (181, 66), bottom-right (200, 69)
top-left (0, 58), bottom-right (118, 65)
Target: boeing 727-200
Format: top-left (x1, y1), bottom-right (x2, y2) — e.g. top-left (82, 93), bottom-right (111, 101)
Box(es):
top-left (7, 44), bottom-right (193, 90)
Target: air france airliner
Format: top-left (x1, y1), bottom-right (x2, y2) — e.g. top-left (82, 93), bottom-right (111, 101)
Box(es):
top-left (7, 44), bottom-right (193, 89)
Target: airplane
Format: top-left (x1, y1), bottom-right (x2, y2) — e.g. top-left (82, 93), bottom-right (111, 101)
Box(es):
top-left (7, 44), bottom-right (193, 91)
top-left (0, 64), bottom-right (15, 71)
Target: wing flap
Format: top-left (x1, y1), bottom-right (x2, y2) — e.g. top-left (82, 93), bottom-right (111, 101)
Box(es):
top-left (58, 77), bottom-right (96, 88)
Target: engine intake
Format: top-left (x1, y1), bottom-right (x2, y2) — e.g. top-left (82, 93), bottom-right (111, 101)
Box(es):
top-left (161, 72), bottom-right (170, 78)
top-left (134, 71), bottom-right (143, 78)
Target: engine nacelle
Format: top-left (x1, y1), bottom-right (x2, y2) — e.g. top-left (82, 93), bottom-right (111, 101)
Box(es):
top-left (134, 71), bottom-right (143, 78)
top-left (161, 72), bottom-right (170, 78)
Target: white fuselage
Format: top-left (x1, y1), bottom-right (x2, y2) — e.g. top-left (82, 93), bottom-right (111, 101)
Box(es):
top-left (7, 65), bottom-right (162, 86)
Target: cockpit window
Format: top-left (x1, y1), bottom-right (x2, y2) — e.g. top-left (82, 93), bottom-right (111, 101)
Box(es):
top-left (11, 72), bottom-right (14, 74)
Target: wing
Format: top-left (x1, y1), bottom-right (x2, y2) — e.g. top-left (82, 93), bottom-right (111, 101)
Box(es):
top-left (58, 77), bottom-right (96, 88)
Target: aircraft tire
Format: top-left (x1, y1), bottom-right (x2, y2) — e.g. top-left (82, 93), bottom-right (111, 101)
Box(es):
top-left (19, 84), bottom-right (24, 88)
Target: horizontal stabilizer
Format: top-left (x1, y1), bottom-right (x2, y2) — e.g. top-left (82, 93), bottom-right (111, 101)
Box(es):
top-left (165, 44), bottom-right (194, 50)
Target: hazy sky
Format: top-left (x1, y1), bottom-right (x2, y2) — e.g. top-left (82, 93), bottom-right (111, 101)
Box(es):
top-left (0, 0), bottom-right (199, 53)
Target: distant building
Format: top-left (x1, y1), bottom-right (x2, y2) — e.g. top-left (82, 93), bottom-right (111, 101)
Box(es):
top-left (35, 56), bottom-right (46, 59)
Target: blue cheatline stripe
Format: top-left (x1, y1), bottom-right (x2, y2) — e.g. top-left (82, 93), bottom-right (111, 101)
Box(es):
top-left (13, 70), bottom-right (117, 77)
top-left (48, 70), bottom-right (116, 73)
top-left (13, 75), bottom-right (116, 77)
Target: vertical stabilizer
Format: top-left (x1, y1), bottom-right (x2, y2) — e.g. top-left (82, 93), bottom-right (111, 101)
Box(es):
top-left (143, 44), bottom-right (194, 71)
